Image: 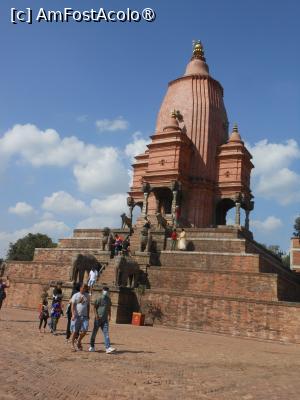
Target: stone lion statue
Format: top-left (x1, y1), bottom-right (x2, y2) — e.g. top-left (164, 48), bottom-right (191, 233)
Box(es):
top-left (139, 226), bottom-right (152, 252)
top-left (101, 227), bottom-right (114, 251)
top-left (156, 212), bottom-right (168, 230)
top-left (121, 213), bottom-right (132, 230)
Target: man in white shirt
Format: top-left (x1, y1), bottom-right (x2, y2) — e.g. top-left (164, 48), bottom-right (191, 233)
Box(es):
top-left (88, 267), bottom-right (98, 293)
top-left (70, 283), bottom-right (90, 351)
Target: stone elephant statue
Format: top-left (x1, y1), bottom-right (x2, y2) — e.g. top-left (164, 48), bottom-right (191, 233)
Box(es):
top-left (72, 254), bottom-right (102, 284)
top-left (114, 255), bottom-right (140, 288)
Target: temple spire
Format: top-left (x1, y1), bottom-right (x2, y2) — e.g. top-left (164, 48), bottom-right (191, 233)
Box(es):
top-left (184, 40), bottom-right (209, 76)
top-left (229, 123), bottom-right (243, 142)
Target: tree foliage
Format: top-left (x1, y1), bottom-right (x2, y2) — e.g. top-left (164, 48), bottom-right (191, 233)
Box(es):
top-left (293, 217), bottom-right (300, 238)
top-left (6, 233), bottom-right (57, 261)
top-left (281, 253), bottom-right (290, 269)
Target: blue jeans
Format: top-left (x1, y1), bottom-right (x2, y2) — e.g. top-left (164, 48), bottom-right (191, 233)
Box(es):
top-left (48, 317), bottom-right (59, 332)
top-left (90, 319), bottom-right (111, 349)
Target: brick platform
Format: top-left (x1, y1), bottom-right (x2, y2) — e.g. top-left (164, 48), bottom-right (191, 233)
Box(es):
top-left (3, 226), bottom-right (300, 343)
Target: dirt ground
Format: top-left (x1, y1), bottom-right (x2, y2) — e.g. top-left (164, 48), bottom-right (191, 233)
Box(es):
top-left (0, 307), bottom-right (300, 400)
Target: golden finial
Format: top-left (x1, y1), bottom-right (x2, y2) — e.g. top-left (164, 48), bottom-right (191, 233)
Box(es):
top-left (233, 123), bottom-right (239, 133)
top-left (192, 40), bottom-right (206, 61)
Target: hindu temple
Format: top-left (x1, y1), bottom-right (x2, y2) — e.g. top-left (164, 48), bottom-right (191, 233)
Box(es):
top-left (3, 42), bottom-right (300, 343)
top-left (129, 41), bottom-right (254, 229)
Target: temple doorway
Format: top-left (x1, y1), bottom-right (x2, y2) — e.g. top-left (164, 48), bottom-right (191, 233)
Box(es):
top-left (215, 198), bottom-right (235, 226)
top-left (153, 187), bottom-right (173, 215)
top-left (132, 202), bottom-right (143, 224)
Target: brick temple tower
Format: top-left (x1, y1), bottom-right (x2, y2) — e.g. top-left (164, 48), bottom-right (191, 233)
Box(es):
top-left (129, 41), bottom-right (254, 228)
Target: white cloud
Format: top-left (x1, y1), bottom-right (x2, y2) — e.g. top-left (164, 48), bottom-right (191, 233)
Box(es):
top-left (0, 124), bottom-right (131, 195)
top-left (0, 219), bottom-right (71, 258)
top-left (248, 139), bottom-right (300, 176)
top-left (125, 132), bottom-right (149, 161)
top-left (91, 193), bottom-right (127, 215)
top-left (0, 124), bottom-right (79, 167)
top-left (77, 193), bottom-right (128, 229)
top-left (8, 202), bottom-right (34, 216)
top-left (95, 117), bottom-right (129, 132)
top-left (251, 216), bottom-right (283, 233)
top-left (73, 150), bottom-right (130, 195)
top-left (255, 168), bottom-right (300, 205)
top-left (248, 138), bottom-right (300, 205)
top-left (42, 191), bottom-right (90, 215)
top-left (40, 212), bottom-right (55, 220)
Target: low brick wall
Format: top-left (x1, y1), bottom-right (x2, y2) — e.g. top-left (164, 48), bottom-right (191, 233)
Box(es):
top-left (5, 261), bottom-right (71, 282)
top-left (148, 267), bottom-right (279, 301)
top-left (166, 237), bottom-right (247, 252)
top-left (5, 280), bottom-right (46, 310)
top-left (58, 238), bottom-right (103, 249)
top-left (144, 290), bottom-right (300, 343)
top-left (158, 251), bottom-right (260, 272)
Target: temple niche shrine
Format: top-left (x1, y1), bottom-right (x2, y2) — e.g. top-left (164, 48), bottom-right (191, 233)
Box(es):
top-left (4, 42), bottom-right (300, 342)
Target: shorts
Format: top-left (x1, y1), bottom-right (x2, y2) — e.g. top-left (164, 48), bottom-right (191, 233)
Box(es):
top-left (71, 316), bottom-right (89, 333)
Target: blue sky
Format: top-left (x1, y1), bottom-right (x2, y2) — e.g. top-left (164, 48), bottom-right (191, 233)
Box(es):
top-left (0, 0), bottom-right (299, 257)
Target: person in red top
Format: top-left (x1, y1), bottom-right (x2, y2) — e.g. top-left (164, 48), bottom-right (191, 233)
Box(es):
top-left (171, 229), bottom-right (178, 251)
top-left (114, 234), bottom-right (123, 256)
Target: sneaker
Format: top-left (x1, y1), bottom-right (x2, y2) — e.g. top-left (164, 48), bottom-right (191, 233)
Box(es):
top-left (106, 347), bottom-right (116, 354)
top-left (88, 346), bottom-right (95, 352)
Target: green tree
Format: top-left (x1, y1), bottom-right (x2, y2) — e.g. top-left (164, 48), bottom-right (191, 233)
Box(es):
top-left (6, 233), bottom-right (57, 261)
top-left (293, 217), bottom-right (300, 238)
top-left (282, 253), bottom-right (290, 269)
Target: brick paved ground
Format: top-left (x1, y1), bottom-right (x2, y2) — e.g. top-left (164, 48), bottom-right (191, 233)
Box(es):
top-left (1, 307), bottom-right (300, 400)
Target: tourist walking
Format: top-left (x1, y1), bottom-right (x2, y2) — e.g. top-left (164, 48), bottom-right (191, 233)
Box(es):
top-left (52, 282), bottom-right (63, 304)
top-left (89, 286), bottom-right (116, 354)
top-left (65, 282), bottom-right (80, 341)
top-left (49, 299), bottom-right (63, 334)
top-left (88, 267), bottom-right (98, 293)
top-left (0, 276), bottom-right (10, 313)
top-left (38, 299), bottom-right (49, 333)
top-left (70, 283), bottom-right (90, 351)
top-left (178, 228), bottom-right (187, 251)
top-left (171, 229), bottom-right (177, 250)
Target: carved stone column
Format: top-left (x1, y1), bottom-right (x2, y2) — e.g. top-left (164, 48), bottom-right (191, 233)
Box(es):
top-left (141, 183), bottom-right (150, 217)
top-left (235, 202), bottom-right (241, 226)
top-left (171, 190), bottom-right (177, 215)
top-left (142, 192), bottom-right (149, 217)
